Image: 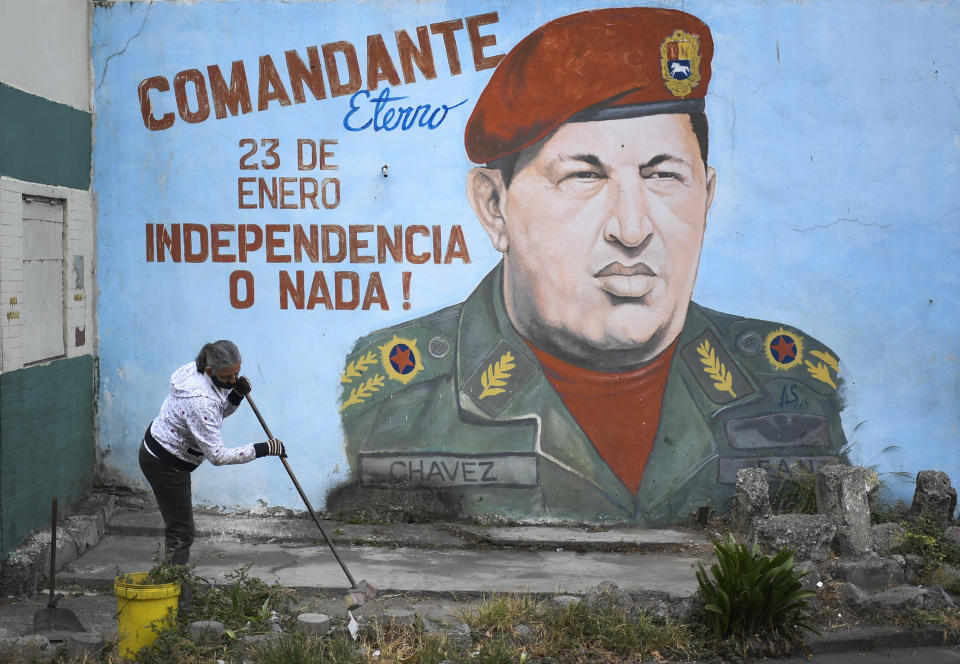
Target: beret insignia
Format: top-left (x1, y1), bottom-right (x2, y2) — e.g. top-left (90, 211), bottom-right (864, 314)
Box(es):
top-left (660, 29), bottom-right (703, 98)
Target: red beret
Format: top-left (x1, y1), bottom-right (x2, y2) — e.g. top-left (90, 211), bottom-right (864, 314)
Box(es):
top-left (464, 7), bottom-right (713, 164)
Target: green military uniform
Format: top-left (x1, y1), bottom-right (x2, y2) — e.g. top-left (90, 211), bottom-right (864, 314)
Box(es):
top-left (338, 263), bottom-right (847, 526)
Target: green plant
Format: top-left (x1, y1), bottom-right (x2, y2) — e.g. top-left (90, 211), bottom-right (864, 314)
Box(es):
top-left (892, 515), bottom-right (960, 582)
top-left (771, 439), bottom-right (912, 515)
top-left (770, 460), bottom-right (819, 514)
top-left (471, 635), bottom-right (518, 664)
top-left (250, 631), bottom-right (364, 664)
top-left (460, 593), bottom-right (539, 633)
top-left (141, 558), bottom-right (193, 586)
top-left (457, 592), bottom-right (699, 662)
top-left (696, 535), bottom-right (817, 646)
top-left (176, 564), bottom-right (295, 634)
top-left (129, 563), bottom-right (297, 664)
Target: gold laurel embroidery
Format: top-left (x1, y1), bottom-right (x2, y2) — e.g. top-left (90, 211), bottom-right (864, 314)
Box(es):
top-left (340, 351), bottom-right (377, 384)
top-left (696, 339), bottom-right (736, 398)
top-left (805, 360), bottom-right (837, 389)
top-left (809, 349), bottom-right (839, 373)
top-left (478, 351), bottom-right (516, 400)
top-left (339, 373), bottom-right (385, 411)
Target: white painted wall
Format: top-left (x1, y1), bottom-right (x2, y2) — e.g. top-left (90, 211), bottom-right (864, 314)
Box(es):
top-left (0, 177), bottom-right (95, 371)
top-left (0, 0), bottom-right (90, 110)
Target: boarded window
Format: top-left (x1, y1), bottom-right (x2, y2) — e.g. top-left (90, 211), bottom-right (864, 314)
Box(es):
top-left (23, 195), bottom-right (65, 365)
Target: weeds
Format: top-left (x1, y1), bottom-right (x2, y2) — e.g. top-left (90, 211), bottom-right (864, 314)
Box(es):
top-left (891, 514), bottom-right (960, 583)
top-left (456, 592), bottom-right (699, 663)
top-left (357, 617), bottom-right (457, 664)
top-left (249, 631), bottom-right (364, 664)
top-left (140, 558), bottom-right (193, 586)
top-left (459, 593), bottom-right (539, 633)
top-left (891, 607), bottom-right (960, 637)
top-left (126, 562), bottom-right (295, 664)
top-left (770, 461), bottom-right (819, 514)
top-left (769, 441), bottom-right (910, 515)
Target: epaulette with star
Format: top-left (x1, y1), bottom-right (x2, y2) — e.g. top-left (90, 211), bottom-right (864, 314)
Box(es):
top-left (678, 309), bottom-right (843, 406)
top-left (338, 323), bottom-right (455, 418)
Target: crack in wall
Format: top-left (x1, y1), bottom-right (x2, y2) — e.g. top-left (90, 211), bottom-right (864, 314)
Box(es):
top-left (96, 1), bottom-right (153, 91)
top-left (791, 217), bottom-right (892, 233)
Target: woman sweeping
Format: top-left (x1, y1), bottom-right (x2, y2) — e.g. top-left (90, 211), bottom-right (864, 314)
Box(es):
top-left (139, 340), bottom-right (285, 567)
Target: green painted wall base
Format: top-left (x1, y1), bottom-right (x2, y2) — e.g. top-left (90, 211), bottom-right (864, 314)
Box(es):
top-left (0, 83), bottom-right (92, 190)
top-left (0, 356), bottom-right (95, 559)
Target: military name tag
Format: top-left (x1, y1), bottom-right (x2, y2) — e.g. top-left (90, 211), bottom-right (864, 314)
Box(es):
top-left (725, 413), bottom-right (829, 450)
top-left (717, 455), bottom-right (838, 484)
top-left (359, 453), bottom-right (539, 488)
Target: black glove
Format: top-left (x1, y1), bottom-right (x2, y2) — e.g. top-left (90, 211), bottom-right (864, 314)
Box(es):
top-left (227, 376), bottom-right (252, 405)
top-left (254, 439), bottom-right (286, 458)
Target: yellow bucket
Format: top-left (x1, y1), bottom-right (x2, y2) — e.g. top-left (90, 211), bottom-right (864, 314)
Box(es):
top-left (114, 573), bottom-right (181, 657)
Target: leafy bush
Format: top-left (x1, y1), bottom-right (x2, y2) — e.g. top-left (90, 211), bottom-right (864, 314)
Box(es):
top-left (696, 535), bottom-right (817, 647)
top-left (892, 515), bottom-right (960, 582)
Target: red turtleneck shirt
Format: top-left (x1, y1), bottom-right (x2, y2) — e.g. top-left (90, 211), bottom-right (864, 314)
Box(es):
top-left (526, 341), bottom-right (677, 494)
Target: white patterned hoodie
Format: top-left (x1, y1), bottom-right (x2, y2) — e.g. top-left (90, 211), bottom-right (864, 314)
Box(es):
top-left (147, 362), bottom-right (257, 466)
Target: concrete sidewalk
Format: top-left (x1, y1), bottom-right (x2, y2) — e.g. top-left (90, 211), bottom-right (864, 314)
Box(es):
top-left (61, 503), bottom-right (712, 596)
top-left (2, 499), bottom-right (714, 646)
top-left (2, 495), bottom-right (959, 662)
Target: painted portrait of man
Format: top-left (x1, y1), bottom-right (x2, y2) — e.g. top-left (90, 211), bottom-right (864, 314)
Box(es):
top-left (336, 6), bottom-right (847, 525)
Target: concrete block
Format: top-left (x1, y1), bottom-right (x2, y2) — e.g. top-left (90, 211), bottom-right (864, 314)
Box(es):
top-left (871, 522), bottom-right (907, 554)
top-left (911, 470), bottom-right (957, 526)
top-left (583, 580), bottom-right (634, 614)
top-left (422, 618), bottom-right (471, 650)
top-left (442, 622), bottom-right (472, 650)
top-left (872, 585), bottom-right (956, 611)
top-left (66, 632), bottom-right (105, 659)
top-left (828, 555), bottom-right (906, 591)
top-left (839, 582), bottom-right (872, 611)
top-left (296, 612), bottom-right (331, 636)
top-left (816, 465), bottom-right (877, 555)
top-left (0, 547), bottom-right (44, 596)
top-left (795, 559), bottom-right (821, 594)
top-left (749, 514), bottom-right (837, 562)
top-left (840, 582), bottom-right (956, 613)
top-left (382, 608), bottom-right (416, 626)
top-left (238, 632), bottom-right (283, 649)
top-left (63, 514), bottom-right (104, 556)
top-left (513, 623), bottom-right (534, 644)
top-left (902, 554), bottom-right (925, 585)
top-left (190, 620), bottom-right (225, 645)
top-left (945, 526), bottom-right (960, 548)
top-left (0, 634), bottom-right (52, 663)
top-left (550, 595), bottom-right (580, 609)
top-left (732, 467), bottom-right (771, 532)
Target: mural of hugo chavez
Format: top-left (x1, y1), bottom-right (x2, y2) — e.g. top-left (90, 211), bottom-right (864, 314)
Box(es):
top-left (337, 6), bottom-right (848, 525)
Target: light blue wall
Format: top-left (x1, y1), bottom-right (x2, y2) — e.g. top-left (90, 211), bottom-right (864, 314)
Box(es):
top-left (92, 0), bottom-right (959, 510)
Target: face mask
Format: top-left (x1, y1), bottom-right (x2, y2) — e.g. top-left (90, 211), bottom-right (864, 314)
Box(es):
top-left (209, 373), bottom-right (234, 390)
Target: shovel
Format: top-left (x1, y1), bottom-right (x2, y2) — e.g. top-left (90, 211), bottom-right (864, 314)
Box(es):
top-left (33, 497), bottom-right (86, 635)
top-left (245, 394), bottom-right (377, 610)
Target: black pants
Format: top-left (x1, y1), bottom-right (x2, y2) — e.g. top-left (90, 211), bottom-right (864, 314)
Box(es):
top-left (139, 442), bottom-right (194, 565)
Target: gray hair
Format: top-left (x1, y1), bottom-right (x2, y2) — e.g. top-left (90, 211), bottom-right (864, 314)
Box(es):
top-left (195, 340), bottom-right (241, 373)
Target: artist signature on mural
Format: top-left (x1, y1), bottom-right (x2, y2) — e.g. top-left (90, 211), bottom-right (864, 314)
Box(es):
top-left (343, 88), bottom-right (468, 132)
